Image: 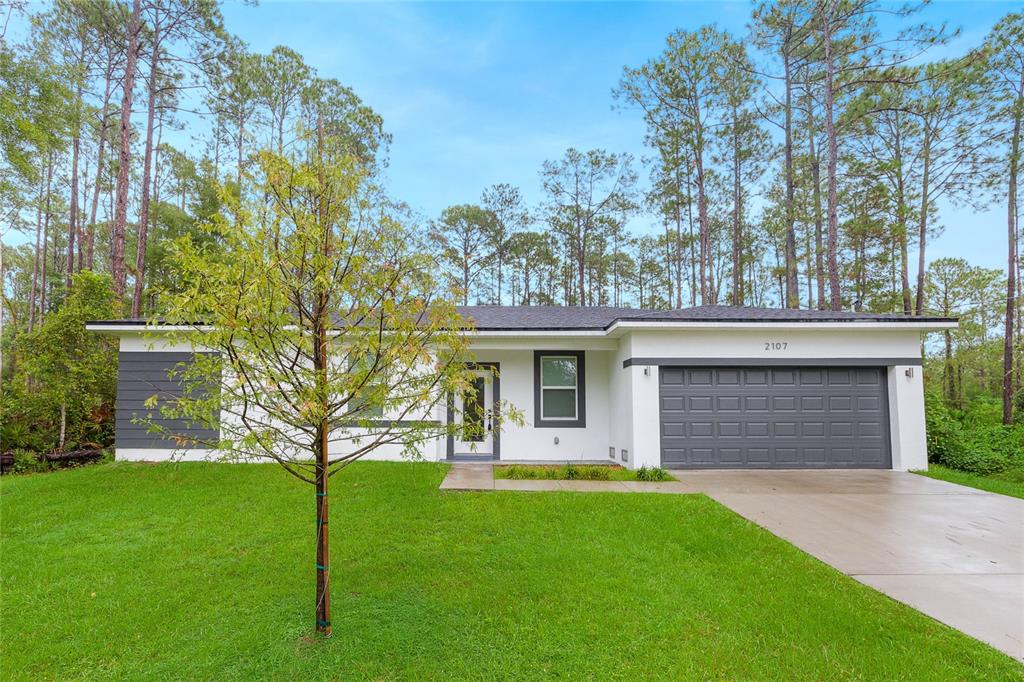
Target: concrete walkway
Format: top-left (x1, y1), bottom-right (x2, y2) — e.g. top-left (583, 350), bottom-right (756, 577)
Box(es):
top-left (440, 464), bottom-right (1024, 660)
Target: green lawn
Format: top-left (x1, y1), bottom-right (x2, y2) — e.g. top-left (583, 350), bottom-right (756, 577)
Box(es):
top-left (2, 463), bottom-right (1020, 680)
top-left (914, 464), bottom-right (1024, 500)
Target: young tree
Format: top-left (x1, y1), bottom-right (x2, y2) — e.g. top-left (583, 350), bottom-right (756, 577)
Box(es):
top-left (148, 134), bottom-right (512, 637)
top-left (20, 271), bottom-right (117, 450)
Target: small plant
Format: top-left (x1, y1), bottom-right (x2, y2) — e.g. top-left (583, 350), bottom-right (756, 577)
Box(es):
top-left (635, 465), bottom-right (669, 482)
top-left (502, 464), bottom-right (561, 480)
top-left (9, 450), bottom-right (49, 475)
top-left (497, 464), bottom-right (616, 481)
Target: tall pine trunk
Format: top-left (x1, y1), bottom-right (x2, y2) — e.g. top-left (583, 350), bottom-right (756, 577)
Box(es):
top-left (1004, 80), bottom-right (1021, 425)
top-left (805, 94), bottom-right (826, 310)
top-left (822, 9), bottom-right (842, 311)
top-left (732, 105), bottom-right (744, 306)
top-left (38, 153), bottom-right (54, 325)
top-left (27, 167), bottom-right (46, 332)
top-left (694, 138), bottom-right (709, 305)
top-left (686, 158), bottom-right (697, 306)
top-left (892, 120), bottom-right (913, 315)
top-left (783, 51), bottom-right (798, 308)
top-left (914, 129), bottom-right (932, 316)
top-left (132, 23), bottom-right (162, 318)
top-left (111, 0), bottom-right (142, 304)
top-left (67, 45), bottom-right (86, 287)
top-left (87, 66), bottom-right (114, 270)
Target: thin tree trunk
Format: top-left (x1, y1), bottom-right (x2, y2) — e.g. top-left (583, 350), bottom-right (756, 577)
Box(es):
top-left (58, 403), bottom-right (67, 451)
top-left (674, 165), bottom-right (684, 308)
top-left (67, 45), bottom-right (86, 287)
top-left (806, 232), bottom-right (814, 308)
top-left (914, 129), bottom-right (932, 316)
top-left (694, 141), bottom-right (709, 305)
top-left (686, 158), bottom-right (697, 306)
top-left (891, 121), bottom-right (913, 315)
top-left (39, 153), bottom-right (54, 325)
top-left (808, 122), bottom-right (826, 309)
top-left (312, 117), bottom-right (333, 638)
top-left (577, 221), bottom-right (587, 308)
top-left (132, 24), bottom-right (162, 318)
top-left (111, 0), bottom-right (142, 304)
top-left (944, 330), bottom-right (955, 404)
top-left (496, 252), bottom-right (503, 306)
top-left (732, 105), bottom-right (743, 306)
top-left (28, 169), bottom-right (45, 332)
top-left (821, 6), bottom-right (842, 310)
top-left (1004, 85), bottom-right (1021, 425)
top-left (87, 66), bottom-right (114, 270)
top-left (783, 50), bottom-right (798, 308)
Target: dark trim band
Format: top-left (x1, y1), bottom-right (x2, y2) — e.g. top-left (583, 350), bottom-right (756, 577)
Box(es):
top-left (623, 357), bottom-right (923, 368)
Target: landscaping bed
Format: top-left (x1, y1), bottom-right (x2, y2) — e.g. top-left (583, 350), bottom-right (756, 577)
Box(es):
top-left (494, 463), bottom-right (674, 482)
top-left (2, 462), bottom-right (1019, 679)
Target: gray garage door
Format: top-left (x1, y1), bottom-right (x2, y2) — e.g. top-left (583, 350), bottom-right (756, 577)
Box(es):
top-left (659, 366), bottom-right (891, 469)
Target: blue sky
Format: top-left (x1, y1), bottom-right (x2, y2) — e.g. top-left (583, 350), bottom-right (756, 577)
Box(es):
top-left (218, 0), bottom-right (1013, 273)
top-left (6, 1), bottom-right (1016, 274)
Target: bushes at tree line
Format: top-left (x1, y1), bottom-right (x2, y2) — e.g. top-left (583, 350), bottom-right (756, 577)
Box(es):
top-left (925, 394), bottom-right (1024, 474)
top-left (0, 272), bottom-right (117, 461)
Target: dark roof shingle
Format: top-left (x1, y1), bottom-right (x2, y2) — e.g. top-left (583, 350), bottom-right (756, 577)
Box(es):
top-left (455, 305), bottom-right (955, 330)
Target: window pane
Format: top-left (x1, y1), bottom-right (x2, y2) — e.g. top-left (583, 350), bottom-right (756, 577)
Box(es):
top-left (542, 388), bottom-right (577, 419)
top-left (541, 357), bottom-right (577, 387)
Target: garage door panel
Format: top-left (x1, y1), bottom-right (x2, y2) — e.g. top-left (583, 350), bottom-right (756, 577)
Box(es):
top-left (660, 366), bottom-right (891, 469)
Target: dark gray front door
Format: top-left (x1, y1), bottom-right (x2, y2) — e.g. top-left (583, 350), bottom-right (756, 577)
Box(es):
top-left (659, 366), bottom-right (891, 469)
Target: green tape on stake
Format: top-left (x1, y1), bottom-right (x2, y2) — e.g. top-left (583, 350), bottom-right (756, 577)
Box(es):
top-left (316, 492), bottom-right (327, 497)
top-left (316, 564), bottom-right (328, 571)
top-left (317, 619), bottom-right (331, 627)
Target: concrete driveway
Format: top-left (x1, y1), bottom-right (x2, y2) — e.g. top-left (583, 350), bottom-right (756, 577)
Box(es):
top-left (687, 470), bottom-right (1024, 660)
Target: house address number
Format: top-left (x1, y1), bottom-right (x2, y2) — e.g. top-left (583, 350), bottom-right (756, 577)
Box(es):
top-left (764, 341), bottom-right (788, 351)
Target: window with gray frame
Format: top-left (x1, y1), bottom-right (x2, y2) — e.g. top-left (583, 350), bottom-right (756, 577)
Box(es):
top-left (347, 354), bottom-right (385, 419)
top-left (533, 350), bottom-right (586, 428)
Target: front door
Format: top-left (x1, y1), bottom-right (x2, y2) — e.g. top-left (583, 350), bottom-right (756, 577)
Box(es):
top-left (454, 370), bottom-right (494, 457)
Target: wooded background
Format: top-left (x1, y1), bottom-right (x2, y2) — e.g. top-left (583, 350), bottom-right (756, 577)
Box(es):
top-left (0, 1), bottom-right (1020, 460)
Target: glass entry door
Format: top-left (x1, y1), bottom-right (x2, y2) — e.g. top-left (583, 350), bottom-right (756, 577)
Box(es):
top-left (454, 370), bottom-right (494, 456)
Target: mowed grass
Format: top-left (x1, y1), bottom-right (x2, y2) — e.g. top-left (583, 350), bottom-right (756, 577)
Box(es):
top-left (2, 463), bottom-right (1020, 680)
top-left (915, 464), bottom-right (1024, 500)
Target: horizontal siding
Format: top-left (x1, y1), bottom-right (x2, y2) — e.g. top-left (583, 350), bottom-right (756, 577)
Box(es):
top-left (117, 352), bottom-right (219, 450)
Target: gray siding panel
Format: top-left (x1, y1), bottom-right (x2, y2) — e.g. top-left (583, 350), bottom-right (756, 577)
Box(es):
top-left (116, 352), bottom-right (219, 449)
top-left (659, 366), bottom-right (891, 469)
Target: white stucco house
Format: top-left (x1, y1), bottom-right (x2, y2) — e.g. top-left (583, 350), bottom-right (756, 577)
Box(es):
top-left (87, 305), bottom-right (955, 471)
